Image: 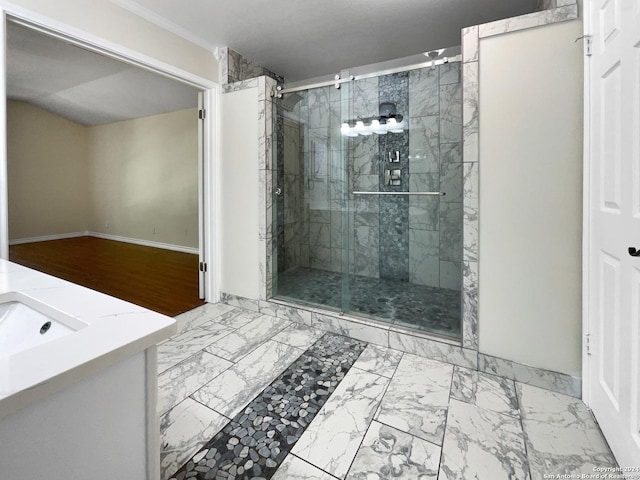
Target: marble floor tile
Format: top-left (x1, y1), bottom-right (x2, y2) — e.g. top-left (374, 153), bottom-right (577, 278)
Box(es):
top-left (517, 383), bottom-right (617, 480)
top-left (271, 322), bottom-right (325, 349)
top-left (173, 303), bottom-right (236, 332)
top-left (376, 353), bottom-right (453, 445)
top-left (160, 397), bottom-right (229, 480)
top-left (156, 323), bottom-right (234, 374)
top-left (346, 421), bottom-right (440, 479)
top-left (272, 455), bottom-right (337, 480)
top-left (439, 399), bottom-right (530, 480)
top-left (191, 340), bottom-right (304, 418)
top-left (451, 366), bottom-right (519, 417)
top-left (292, 368), bottom-right (390, 479)
top-left (352, 343), bottom-right (403, 378)
top-left (157, 350), bottom-right (232, 416)
top-left (205, 314), bottom-right (291, 362)
top-left (213, 307), bottom-right (264, 329)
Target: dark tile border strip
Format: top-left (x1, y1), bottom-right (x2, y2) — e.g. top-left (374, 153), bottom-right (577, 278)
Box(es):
top-left (169, 333), bottom-right (368, 480)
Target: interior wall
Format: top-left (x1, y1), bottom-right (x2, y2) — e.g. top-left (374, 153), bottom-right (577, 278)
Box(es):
top-left (5, 0), bottom-right (218, 82)
top-left (219, 87), bottom-right (260, 299)
top-left (88, 108), bottom-right (199, 249)
top-left (7, 100), bottom-right (90, 239)
top-left (8, 102), bottom-right (199, 250)
top-left (478, 19), bottom-right (583, 376)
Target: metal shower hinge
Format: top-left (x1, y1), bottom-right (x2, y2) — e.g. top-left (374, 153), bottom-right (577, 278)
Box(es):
top-left (585, 333), bottom-right (591, 355)
top-left (575, 34), bottom-right (592, 57)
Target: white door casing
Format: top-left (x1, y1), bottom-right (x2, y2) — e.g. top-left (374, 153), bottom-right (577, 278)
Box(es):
top-left (585, 0), bottom-right (640, 467)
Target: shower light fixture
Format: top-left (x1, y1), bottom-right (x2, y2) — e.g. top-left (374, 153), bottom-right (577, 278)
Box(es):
top-left (340, 113), bottom-right (405, 136)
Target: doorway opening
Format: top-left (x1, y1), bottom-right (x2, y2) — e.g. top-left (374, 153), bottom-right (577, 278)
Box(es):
top-left (2, 18), bottom-right (216, 316)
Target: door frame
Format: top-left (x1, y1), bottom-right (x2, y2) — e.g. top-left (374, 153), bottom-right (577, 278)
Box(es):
top-left (0, 2), bottom-right (219, 303)
top-left (582, 0), bottom-right (593, 403)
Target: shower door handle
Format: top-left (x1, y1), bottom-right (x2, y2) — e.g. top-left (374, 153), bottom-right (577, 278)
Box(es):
top-left (352, 191), bottom-right (445, 196)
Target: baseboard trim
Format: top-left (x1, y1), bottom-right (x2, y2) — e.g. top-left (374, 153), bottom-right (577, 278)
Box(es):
top-left (9, 232), bottom-right (88, 245)
top-left (87, 232), bottom-right (199, 255)
top-left (9, 231), bottom-right (199, 255)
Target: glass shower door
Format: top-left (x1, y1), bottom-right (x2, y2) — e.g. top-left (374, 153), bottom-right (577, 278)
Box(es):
top-left (272, 85), bottom-right (351, 314)
top-left (272, 55), bottom-right (463, 341)
top-left (343, 65), bottom-right (463, 339)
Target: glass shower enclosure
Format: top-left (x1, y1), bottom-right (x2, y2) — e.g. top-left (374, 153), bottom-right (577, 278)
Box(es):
top-left (271, 50), bottom-right (463, 340)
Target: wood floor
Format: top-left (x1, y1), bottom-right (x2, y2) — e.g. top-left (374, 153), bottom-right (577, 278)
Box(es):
top-left (9, 236), bottom-right (205, 317)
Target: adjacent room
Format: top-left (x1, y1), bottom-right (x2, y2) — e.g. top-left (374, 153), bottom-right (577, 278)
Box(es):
top-left (5, 21), bottom-right (205, 316)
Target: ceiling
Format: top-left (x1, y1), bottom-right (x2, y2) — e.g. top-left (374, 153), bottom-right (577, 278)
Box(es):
top-left (5, 1), bottom-right (539, 125)
top-left (6, 22), bottom-right (199, 126)
top-left (113, 0), bottom-right (538, 81)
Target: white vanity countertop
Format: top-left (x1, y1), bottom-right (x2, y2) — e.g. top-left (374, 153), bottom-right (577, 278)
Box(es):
top-left (0, 259), bottom-right (177, 420)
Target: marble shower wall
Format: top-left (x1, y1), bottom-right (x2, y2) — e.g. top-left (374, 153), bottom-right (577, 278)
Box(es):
top-left (277, 65), bottom-right (463, 290)
top-left (408, 64), bottom-right (463, 290)
top-left (219, 47), bottom-right (283, 85)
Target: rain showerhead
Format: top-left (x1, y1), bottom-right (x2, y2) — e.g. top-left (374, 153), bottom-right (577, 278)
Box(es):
top-left (281, 92), bottom-right (302, 112)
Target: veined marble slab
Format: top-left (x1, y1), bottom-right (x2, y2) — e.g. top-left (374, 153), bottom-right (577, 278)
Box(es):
top-left (160, 398), bottom-right (228, 480)
top-left (478, 4), bottom-right (578, 38)
top-left (311, 312), bottom-right (389, 347)
top-left (389, 331), bottom-right (477, 368)
top-left (259, 301), bottom-right (313, 325)
top-left (205, 314), bottom-right (291, 362)
top-left (292, 368), bottom-right (390, 479)
top-left (213, 307), bottom-right (264, 329)
top-left (173, 302), bottom-right (235, 332)
top-left (271, 322), bottom-right (325, 349)
top-left (451, 366), bottom-right (519, 418)
top-left (352, 344), bottom-right (403, 378)
top-left (376, 353), bottom-right (453, 445)
top-left (439, 399), bottom-right (530, 480)
top-left (156, 323), bottom-right (234, 374)
top-left (220, 292), bottom-right (260, 312)
top-left (517, 383), bottom-right (617, 480)
top-left (271, 455), bottom-right (336, 480)
top-left (478, 353), bottom-right (581, 397)
top-left (157, 350), bottom-right (232, 416)
top-left (191, 340), bottom-right (304, 418)
top-left (346, 421), bottom-right (440, 479)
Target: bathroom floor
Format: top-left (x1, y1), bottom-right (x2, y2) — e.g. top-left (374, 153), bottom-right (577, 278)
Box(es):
top-left (275, 267), bottom-right (461, 339)
top-left (159, 304), bottom-right (617, 480)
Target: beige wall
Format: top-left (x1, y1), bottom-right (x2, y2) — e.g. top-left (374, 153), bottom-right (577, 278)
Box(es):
top-left (219, 87), bottom-right (260, 299)
top-left (478, 19), bottom-right (584, 376)
top-left (7, 100), bottom-right (90, 239)
top-left (88, 108), bottom-right (199, 248)
top-left (8, 102), bottom-right (199, 249)
top-left (6, 0), bottom-right (218, 82)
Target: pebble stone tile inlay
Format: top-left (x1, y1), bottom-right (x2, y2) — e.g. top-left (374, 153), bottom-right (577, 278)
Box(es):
top-left (169, 333), bottom-right (367, 480)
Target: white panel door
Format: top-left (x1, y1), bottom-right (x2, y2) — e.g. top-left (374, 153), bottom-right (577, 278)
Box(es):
top-left (587, 0), bottom-right (640, 467)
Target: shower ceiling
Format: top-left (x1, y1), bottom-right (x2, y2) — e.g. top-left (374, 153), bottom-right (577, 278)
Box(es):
top-left (113, 0), bottom-right (538, 81)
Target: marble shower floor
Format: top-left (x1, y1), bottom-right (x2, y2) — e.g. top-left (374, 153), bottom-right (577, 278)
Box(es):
top-left (159, 304), bottom-right (617, 480)
top-left (275, 267), bottom-right (461, 339)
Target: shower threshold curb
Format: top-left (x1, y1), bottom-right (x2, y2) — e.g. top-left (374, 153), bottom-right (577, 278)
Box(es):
top-left (219, 292), bottom-right (582, 398)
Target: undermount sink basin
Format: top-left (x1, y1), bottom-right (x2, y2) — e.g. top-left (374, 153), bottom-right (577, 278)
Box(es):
top-left (0, 292), bottom-right (87, 358)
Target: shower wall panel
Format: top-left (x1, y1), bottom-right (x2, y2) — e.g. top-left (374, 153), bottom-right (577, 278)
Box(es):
top-left (408, 63), bottom-right (463, 290)
top-left (278, 64), bottom-right (462, 291)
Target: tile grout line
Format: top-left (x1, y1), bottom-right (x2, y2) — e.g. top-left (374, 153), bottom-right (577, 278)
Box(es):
top-left (338, 350), bottom-right (407, 477)
top-left (514, 382), bottom-right (534, 480)
top-left (437, 364), bottom-right (457, 478)
top-left (288, 452), bottom-right (342, 480)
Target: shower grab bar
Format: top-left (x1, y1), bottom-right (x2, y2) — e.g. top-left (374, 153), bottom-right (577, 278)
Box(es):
top-left (352, 191), bottom-right (445, 196)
